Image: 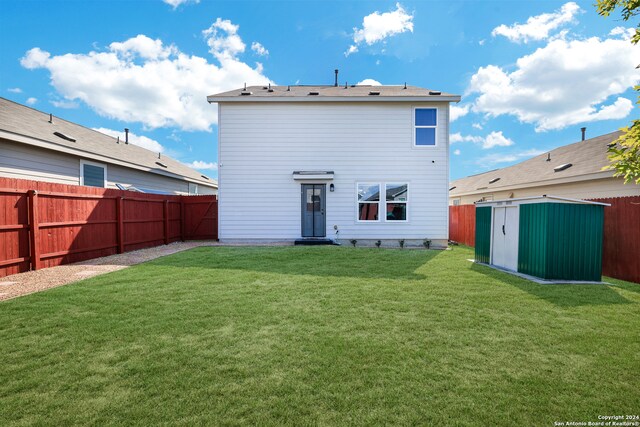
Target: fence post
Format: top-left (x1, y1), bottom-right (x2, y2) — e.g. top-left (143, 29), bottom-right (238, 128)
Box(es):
top-left (180, 198), bottom-right (185, 242)
top-left (164, 199), bottom-right (169, 245)
top-left (116, 197), bottom-right (124, 253)
top-left (27, 190), bottom-right (41, 270)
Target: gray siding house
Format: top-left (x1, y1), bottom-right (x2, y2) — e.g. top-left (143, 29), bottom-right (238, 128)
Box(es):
top-left (0, 97), bottom-right (217, 195)
top-left (208, 84), bottom-right (460, 247)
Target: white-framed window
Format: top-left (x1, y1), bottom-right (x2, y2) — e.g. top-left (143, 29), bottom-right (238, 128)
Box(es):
top-left (79, 160), bottom-right (107, 188)
top-left (414, 107), bottom-right (437, 147)
top-left (385, 183), bottom-right (408, 221)
top-left (188, 183), bottom-right (198, 195)
top-left (357, 183), bottom-right (380, 221)
top-left (452, 198), bottom-right (461, 206)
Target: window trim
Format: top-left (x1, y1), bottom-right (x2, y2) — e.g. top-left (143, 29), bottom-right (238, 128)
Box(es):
top-left (413, 107), bottom-right (438, 148)
top-left (79, 159), bottom-right (107, 188)
top-left (356, 182), bottom-right (381, 223)
top-left (383, 182), bottom-right (409, 222)
top-left (188, 182), bottom-right (199, 195)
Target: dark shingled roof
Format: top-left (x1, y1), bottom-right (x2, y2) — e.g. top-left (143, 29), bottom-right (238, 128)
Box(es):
top-left (208, 85), bottom-right (460, 102)
top-left (450, 131), bottom-right (623, 197)
top-left (0, 97), bottom-right (217, 188)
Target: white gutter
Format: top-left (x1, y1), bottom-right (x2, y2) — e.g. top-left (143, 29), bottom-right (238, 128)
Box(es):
top-left (475, 195), bottom-right (611, 206)
top-left (207, 96), bottom-right (461, 103)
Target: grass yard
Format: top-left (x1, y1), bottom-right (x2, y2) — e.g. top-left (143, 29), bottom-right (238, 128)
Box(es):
top-left (1, 246), bottom-right (638, 426)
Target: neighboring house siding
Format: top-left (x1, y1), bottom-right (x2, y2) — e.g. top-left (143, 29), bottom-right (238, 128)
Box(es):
top-left (219, 102), bottom-right (450, 241)
top-left (0, 138), bottom-right (217, 195)
top-left (0, 138), bottom-right (79, 185)
top-left (450, 178), bottom-right (640, 205)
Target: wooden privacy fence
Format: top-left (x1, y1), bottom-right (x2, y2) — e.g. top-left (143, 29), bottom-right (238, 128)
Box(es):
top-left (449, 204), bottom-right (476, 247)
top-left (0, 177), bottom-right (217, 278)
top-left (449, 196), bottom-right (640, 284)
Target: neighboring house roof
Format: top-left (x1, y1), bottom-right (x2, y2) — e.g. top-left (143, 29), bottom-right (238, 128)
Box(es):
top-left (449, 131), bottom-right (623, 197)
top-left (207, 85), bottom-right (461, 103)
top-left (0, 97), bottom-right (217, 188)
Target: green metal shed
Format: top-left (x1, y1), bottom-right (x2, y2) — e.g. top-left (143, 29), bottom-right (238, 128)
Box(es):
top-left (474, 196), bottom-right (609, 282)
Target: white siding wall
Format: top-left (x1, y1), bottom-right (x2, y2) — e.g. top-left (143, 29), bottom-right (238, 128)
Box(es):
top-left (218, 102), bottom-right (450, 241)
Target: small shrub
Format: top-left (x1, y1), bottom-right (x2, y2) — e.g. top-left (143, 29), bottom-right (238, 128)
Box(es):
top-left (399, 239), bottom-right (405, 249)
top-left (375, 240), bottom-right (382, 248)
top-left (423, 239), bottom-right (431, 249)
top-left (350, 239), bottom-right (357, 247)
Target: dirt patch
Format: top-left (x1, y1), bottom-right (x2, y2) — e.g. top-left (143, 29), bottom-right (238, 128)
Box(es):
top-left (0, 241), bottom-right (216, 302)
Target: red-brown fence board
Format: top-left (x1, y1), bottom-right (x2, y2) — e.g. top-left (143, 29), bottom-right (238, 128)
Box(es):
top-left (449, 197), bottom-right (640, 283)
top-left (590, 196), bottom-right (640, 284)
top-left (0, 177), bottom-right (217, 278)
top-left (449, 204), bottom-right (476, 247)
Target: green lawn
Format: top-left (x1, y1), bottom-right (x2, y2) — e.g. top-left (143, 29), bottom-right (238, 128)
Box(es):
top-left (1, 246), bottom-right (638, 426)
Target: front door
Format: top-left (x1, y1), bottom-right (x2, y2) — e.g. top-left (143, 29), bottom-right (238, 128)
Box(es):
top-left (301, 184), bottom-right (326, 237)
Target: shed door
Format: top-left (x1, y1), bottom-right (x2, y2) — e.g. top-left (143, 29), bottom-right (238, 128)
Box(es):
top-left (491, 206), bottom-right (519, 271)
top-left (301, 184), bottom-right (326, 238)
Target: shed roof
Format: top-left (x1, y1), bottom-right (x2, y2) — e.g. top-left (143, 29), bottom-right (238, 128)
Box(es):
top-left (450, 131), bottom-right (623, 197)
top-left (208, 85), bottom-right (461, 103)
top-left (0, 97), bottom-right (216, 188)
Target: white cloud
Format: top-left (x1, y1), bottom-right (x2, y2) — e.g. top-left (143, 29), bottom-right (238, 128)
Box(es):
top-left (163, 0), bottom-right (199, 9)
top-left (492, 2), bottom-right (581, 43)
top-left (25, 97), bottom-right (37, 105)
top-left (356, 78), bottom-right (381, 86)
top-left (93, 127), bottom-right (165, 153)
top-left (21, 20), bottom-right (273, 132)
top-left (472, 123), bottom-right (483, 130)
top-left (450, 104), bottom-right (470, 122)
top-left (186, 160), bottom-right (217, 170)
top-left (450, 133), bottom-right (482, 144)
top-left (345, 3), bottom-right (413, 56)
top-left (8, 87), bottom-right (22, 93)
top-left (453, 149), bottom-right (461, 155)
top-left (482, 131), bottom-right (514, 149)
top-left (203, 18), bottom-right (245, 61)
top-left (468, 35), bottom-right (640, 131)
top-left (477, 149), bottom-right (546, 166)
top-left (50, 99), bottom-right (78, 109)
top-left (450, 131), bottom-right (513, 149)
top-left (251, 42), bottom-right (269, 56)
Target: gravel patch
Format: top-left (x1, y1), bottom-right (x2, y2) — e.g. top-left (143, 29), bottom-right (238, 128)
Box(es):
top-left (0, 241), bottom-right (218, 302)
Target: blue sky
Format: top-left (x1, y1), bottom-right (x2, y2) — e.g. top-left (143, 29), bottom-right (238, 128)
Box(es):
top-left (1, 0), bottom-right (638, 180)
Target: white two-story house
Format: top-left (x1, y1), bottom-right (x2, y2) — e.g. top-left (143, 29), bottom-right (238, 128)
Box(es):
top-left (207, 83), bottom-right (460, 247)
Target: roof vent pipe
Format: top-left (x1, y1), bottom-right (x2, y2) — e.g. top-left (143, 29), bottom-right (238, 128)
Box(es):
top-left (546, 153), bottom-right (551, 162)
top-left (116, 136), bottom-right (120, 144)
top-left (48, 113), bottom-right (53, 124)
top-left (124, 128), bottom-right (129, 144)
top-left (581, 127), bottom-right (586, 141)
top-left (334, 69), bottom-right (339, 87)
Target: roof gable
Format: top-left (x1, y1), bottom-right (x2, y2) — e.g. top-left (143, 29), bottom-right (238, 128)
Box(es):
top-left (0, 97), bottom-right (216, 188)
top-left (450, 131), bottom-right (623, 196)
top-left (208, 85), bottom-right (461, 103)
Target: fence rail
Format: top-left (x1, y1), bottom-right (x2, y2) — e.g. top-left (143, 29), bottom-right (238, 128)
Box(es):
top-left (449, 196), bottom-right (640, 284)
top-left (0, 177), bottom-right (217, 278)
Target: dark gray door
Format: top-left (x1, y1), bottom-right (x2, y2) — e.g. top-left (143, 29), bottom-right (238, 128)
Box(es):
top-left (301, 184), bottom-right (326, 237)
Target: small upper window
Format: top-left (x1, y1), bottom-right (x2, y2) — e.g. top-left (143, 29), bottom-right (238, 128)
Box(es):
top-left (414, 108), bottom-right (437, 146)
top-left (188, 183), bottom-right (198, 195)
top-left (80, 160), bottom-right (106, 188)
